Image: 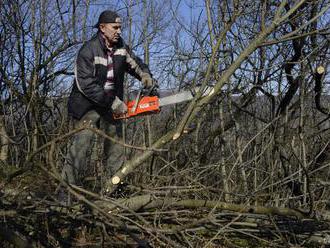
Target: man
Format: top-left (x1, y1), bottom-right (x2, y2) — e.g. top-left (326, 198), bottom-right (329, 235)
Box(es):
top-left (62, 10), bottom-right (154, 188)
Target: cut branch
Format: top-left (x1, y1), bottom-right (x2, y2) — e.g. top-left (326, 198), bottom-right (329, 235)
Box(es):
top-left (97, 194), bottom-right (308, 219)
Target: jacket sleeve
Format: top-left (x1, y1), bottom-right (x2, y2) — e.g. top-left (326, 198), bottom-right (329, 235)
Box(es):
top-left (124, 45), bottom-right (152, 80)
top-left (75, 44), bottom-right (114, 107)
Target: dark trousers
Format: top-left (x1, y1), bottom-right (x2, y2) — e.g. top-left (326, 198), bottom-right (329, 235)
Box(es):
top-left (62, 110), bottom-right (124, 185)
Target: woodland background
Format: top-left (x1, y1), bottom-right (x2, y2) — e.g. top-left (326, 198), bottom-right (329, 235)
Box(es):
top-left (0, 0), bottom-right (330, 247)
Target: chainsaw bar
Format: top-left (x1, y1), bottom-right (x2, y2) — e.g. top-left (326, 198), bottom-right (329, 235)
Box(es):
top-left (159, 86), bottom-right (214, 107)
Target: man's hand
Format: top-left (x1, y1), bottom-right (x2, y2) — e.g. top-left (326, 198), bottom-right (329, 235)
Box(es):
top-left (111, 96), bottom-right (127, 114)
top-left (141, 73), bottom-right (154, 88)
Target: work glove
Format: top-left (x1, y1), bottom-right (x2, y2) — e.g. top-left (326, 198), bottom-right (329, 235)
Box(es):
top-left (111, 96), bottom-right (127, 115)
top-left (141, 72), bottom-right (154, 89)
top-left (142, 82), bottom-right (159, 97)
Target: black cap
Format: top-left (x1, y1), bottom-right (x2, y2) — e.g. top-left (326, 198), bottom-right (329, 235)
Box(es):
top-left (93, 10), bottom-right (121, 28)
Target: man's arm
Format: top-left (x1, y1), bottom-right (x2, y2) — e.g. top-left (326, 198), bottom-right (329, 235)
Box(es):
top-left (124, 45), bottom-right (153, 83)
top-left (75, 44), bottom-right (114, 107)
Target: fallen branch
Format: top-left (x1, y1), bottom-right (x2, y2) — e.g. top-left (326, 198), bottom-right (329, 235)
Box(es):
top-left (97, 194), bottom-right (308, 219)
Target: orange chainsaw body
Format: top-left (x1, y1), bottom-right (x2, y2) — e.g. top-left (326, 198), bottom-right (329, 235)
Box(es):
top-left (114, 96), bottom-right (160, 119)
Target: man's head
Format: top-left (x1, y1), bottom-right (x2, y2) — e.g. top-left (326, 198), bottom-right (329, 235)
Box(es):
top-left (94, 10), bottom-right (122, 45)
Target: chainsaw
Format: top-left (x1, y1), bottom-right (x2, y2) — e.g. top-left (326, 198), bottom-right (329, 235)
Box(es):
top-left (114, 84), bottom-right (214, 119)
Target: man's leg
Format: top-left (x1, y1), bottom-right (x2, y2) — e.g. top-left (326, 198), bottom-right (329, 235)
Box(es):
top-left (62, 111), bottom-right (100, 185)
top-left (101, 118), bottom-right (124, 178)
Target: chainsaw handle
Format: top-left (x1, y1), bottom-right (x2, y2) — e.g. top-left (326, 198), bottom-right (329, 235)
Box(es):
top-left (143, 80), bottom-right (159, 96)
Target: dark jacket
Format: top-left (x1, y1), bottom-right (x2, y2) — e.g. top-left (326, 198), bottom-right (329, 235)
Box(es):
top-left (68, 32), bottom-right (151, 120)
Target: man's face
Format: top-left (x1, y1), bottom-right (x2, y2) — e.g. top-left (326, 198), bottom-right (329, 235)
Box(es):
top-left (100, 19), bottom-right (122, 45)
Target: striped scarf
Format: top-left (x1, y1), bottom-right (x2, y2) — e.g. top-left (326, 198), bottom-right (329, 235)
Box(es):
top-left (103, 48), bottom-right (115, 96)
